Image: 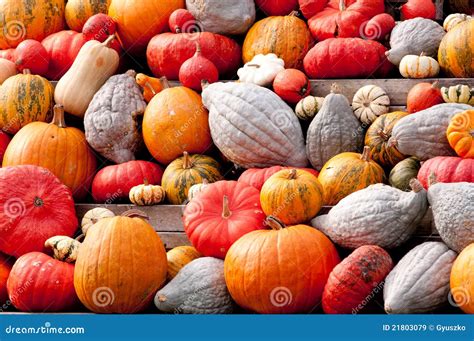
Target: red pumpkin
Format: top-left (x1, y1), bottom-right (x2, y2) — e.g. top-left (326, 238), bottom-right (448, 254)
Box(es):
top-left (183, 180), bottom-right (266, 259)
top-left (307, 0), bottom-right (385, 41)
top-left (304, 38), bottom-right (392, 78)
top-left (0, 131), bottom-right (11, 164)
top-left (92, 161), bottom-right (164, 203)
top-left (13, 39), bottom-right (49, 76)
top-left (7, 252), bottom-right (78, 312)
top-left (362, 13), bottom-right (395, 41)
top-left (418, 156), bottom-right (474, 189)
top-left (299, 0), bottom-right (328, 19)
top-left (0, 253), bottom-right (13, 304)
top-left (147, 32), bottom-right (241, 80)
top-left (168, 9), bottom-right (196, 33)
top-left (41, 30), bottom-right (87, 80)
top-left (0, 49), bottom-right (15, 62)
top-left (322, 245), bottom-right (393, 314)
top-left (407, 82), bottom-right (444, 114)
top-left (83, 14), bottom-right (117, 42)
top-left (255, 0), bottom-right (299, 16)
top-left (0, 165), bottom-right (78, 258)
top-left (273, 69), bottom-right (310, 104)
top-left (238, 166), bottom-right (320, 191)
top-left (179, 43), bottom-right (219, 91)
top-left (401, 0), bottom-right (436, 20)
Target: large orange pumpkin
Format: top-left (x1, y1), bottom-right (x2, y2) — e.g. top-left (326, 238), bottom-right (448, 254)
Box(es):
top-left (447, 110), bottom-right (474, 158)
top-left (143, 81), bottom-right (212, 165)
top-left (438, 20), bottom-right (474, 77)
top-left (108, 0), bottom-right (184, 55)
top-left (242, 12), bottom-right (313, 70)
top-left (224, 216), bottom-right (340, 314)
top-left (450, 242), bottom-right (474, 314)
top-left (2, 104), bottom-right (97, 200)
top-left (0, 0), bottom-right (65, 49)
top-left (74, 211), bottom-right (168, 313)
top-left (260, 169), bottom-right (323, 225)
top-left (65, 0), bottom-right (111, 31)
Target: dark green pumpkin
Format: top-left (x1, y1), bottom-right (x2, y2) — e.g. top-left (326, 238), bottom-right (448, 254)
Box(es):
top-left (389, 157), bottom-right (421, 191)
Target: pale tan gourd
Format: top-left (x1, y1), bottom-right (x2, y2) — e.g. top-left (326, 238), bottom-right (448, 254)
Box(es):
top-left (54, 35), bottom-right (119, 118)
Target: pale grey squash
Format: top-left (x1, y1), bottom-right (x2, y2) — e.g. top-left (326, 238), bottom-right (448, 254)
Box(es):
top-left (388, 103), bottom-right (472, 161)
top-left (384, 242), bottom-right (457, 314)
top-left (201, 82), bottom-right (308, 168)
top-left (386, 18), bottom-right (445, 66)
top-left (186, 0), bottom-right (255, 35)
top-left (311, 180), bottom-right (428, 249)
top-left (428, 182), bottom-right (474, 252)
top-left (154, 257), bottom-right (234, 314)
top-left (306, 85), bottom-right (364, 170)
top-left (84, 70), bottom-right (146, 164)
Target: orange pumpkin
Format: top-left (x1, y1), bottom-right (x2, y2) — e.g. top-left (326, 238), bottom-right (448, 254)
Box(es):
top-left (74, 210), bottom-right (167, 313)
top-left (135, 73), bottom-right (164, 102)
top-left (143, 80), bottom-right (212, 165)
top-left (450, 242), bottom-right (474, 314)
top-left (318, 146), bottom-right (385, 205)
top-left (65, 0), bottom-right (111, 31)
top-left (260, 169), bottom-right (323, 225)
top-left (438, 20), bottom-right (474, 77)
top-left (2, 104), bottom-right (97, 200)
top-left (447, 110), bottom-right (474, 158)
top-left (242, 12), bottom-right (313, 70)
top-left (224, 216), bottom-right (340, 314)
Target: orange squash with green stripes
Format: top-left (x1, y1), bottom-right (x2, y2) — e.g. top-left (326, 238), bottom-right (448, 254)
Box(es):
top-left (260, 169), bottom-right (323, 225)
top-left (65, 0), bottom-right (111, 31)
top-left (438, 20), bottom-right (474, 77)
top-left (0, 70), bottom-right (54, 134)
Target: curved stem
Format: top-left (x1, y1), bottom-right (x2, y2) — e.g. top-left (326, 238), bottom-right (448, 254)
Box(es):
top-left (360, 146), bottom-right (371, 161)
top-left (265, 216), bottom-right (285, 230)
top-left (222, 195), bottom-right (231, 219)
top-left (377, 129), bottom-right (389, 141)
top-left (102, 35), bottom-right (116, 47)
top-left (288, 169), bottom-right (297, 180)
top-left (431, 80), bottom-right (440, 89)
top-left (160, 76), bottom-right (170, 89)
top-left (143, 178), bottom-right (149, 186)
top-left (121, 209), bottom-right (149, 220)
top-left (182, 152), bottom-right (192, 169)
top-left (289, 10), bottom-right (299, 17)
top-left (339, 0), bottom-right (346, 11)
top-left (427, 172), bottom-right (438, 187)
top-left (51, 104), bottom-right (66, 128)
top-left (195, 41), bottom-right (201, 55)
top-left (331, 83), bottom-right (341, 94)
top-left (246, 63), bottom-right (261, 68)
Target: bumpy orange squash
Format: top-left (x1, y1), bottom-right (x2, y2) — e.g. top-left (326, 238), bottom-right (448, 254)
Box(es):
top-left (446, 110), bottom-right (474, 158)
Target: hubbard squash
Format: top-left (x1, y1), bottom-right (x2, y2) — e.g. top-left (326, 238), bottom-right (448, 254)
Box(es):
top-left (438, 20), bottom-right (474, 77)
top-left (65, 0), bottom-right (111, 31)
top-left (166, 246), bottom-right (202, 281)
top-left (450, 243), bottom-right (474, 314)
top-left (400, 0), bottom-right (436, 20)
top-left (389, 157), bottom-right (421, 191)
top-left (447, 110), bottom-right (474, 158)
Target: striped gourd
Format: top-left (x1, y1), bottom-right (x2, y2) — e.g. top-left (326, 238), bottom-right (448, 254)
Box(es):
top-left (441, 84), bottom-right (474, 105)
top-left (295, 96), bottom-right (325, 121)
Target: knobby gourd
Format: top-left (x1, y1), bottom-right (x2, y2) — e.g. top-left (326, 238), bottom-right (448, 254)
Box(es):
top-left (129, 179), bottom-right (166, 206)
top-left (442, 85), bottom-right (474, 105)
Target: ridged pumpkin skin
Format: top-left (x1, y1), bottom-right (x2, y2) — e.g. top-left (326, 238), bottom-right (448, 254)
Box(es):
top-left (0, 71), bottom-right (53, 134)
top-left (238, 166), bottom-right (319, 191)
top-left (447, 110), bottom-right (474, 158)
top-left (439, 20), bottom-right (474, 77)
top-left (162, 153), bottom-right (222, 205)
top-left (318, 147), bottom-right (385, 205)
top-left (74, 214), bottom-right (168, 313)
top-left (143, 86), bottom-right (212, 165)
top-left (0, 165), bottom-right (78, 258)
top-left (166, 246), bottom-right (202, 281)
top-left (243, 13), bottom-right (313, 70)
top-left (312, 181), bottom-right (428, 249)
top-left (7, 252), bottom-right (78, 312)
top-left (0, 0), bottom-right (65, 49)
top-left (384, 242), bottom-right (457, 313)
top-left (65, 0), bottom-right (111, 31)
top-left (224, 217), bottom-right (340, 314)
top-left (3, 106), bottom-right (97, 201)
top-left (322, 245), bottom-right (393, 314)
top-left (450, 243), bottom-right (474, 314)
top-left (0, 253), bottom-right (13, 304)
top-left (389, 157), bottom-right (421, 191)
top-left (365, 111), bottom-right (409, 169)
top-left (260, 169), bottom-right (323, 225)
top-left (183, 181), bottom-right (265, 259)
top-left (418, 156), bottom-right (474, 189)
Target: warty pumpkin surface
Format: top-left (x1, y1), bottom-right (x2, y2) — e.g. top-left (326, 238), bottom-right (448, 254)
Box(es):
top-left (450, 243), bottom-right (474, 314)
top-left (447, 110), bottom-right (474, 158)
top-left (202, 82), bottom-right (308, 168)
top-left (166, 246), bottom-right (202, 281)
top-left (438, 20), bottom-right (474, 77)
top-left (418, 156), bottom-right (474, 188)
top-left (65, 0), bottom-right (111, 31)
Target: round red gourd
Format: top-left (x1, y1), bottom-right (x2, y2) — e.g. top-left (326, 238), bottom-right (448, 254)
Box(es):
top-left (179, 43), bottom-right (219, 92)
top-left (273, 69), bottom-right (310, 104)
top-left (183, 180), bottom-right (266, 259)
top-left (7, 252), bottom-right (78, 312)
top-left (418, 156), bottom-right (474, 189)
top-left (299, 0), bottom-right (329, 19)
top-left (407, 82), bottom-right (444, 114)
top-left (13, 39), bottom-right (49, 76)
top-left (41, 30), bottom-right (87, 80)
top-left (0, 253), bottom-right (13, 304)
top-left (0, 49), bottom-right (15, 62)
top-left (401, 0), bottom-right (436, 20)
top-left (168, 9), bottom-right (196, 33)
top-left (362, 13), bottom-right (396, 41)
top-left (322, 245), bottom-right (393, 314)
top-left (0, 165), bottom-right (78, 258)
top-left (92, 161), bottom-right (164, 203)
top-left (147, 32), bottom-right (241, 80)
top-left (83, 14), bottom-right (117, 42)
top-left (238, 166), bottom-right (320, 191)
top-left (304, 38), bottom-right (392, 78)
top-left (0, 131), bottom-right (11, 164)
top-left (255, 0), bottom-right (299, 16)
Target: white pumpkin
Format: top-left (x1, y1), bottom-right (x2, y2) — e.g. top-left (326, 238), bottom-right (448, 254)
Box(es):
top-left (295, 96), bottom-right (325, 121)
top-left (399, 54), bottom-right (440, 79)
top-left (352, 85), bottom-right (390, 125)
top-left (81, 207), bottom-right (115, 235)
top-left (441, 84), bottom-right (474, 105)
top-left (443, 13), bottom-right (472, 31)
top-left (237, 53), bottom-right (284, 87)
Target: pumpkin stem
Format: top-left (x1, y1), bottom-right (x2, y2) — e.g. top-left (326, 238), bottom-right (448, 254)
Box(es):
top-left (265, 216), bottom-right (285, 230)
top-left (201, 80), bottom-right (210, 90)
top-left (432, 80), bottom-right (440, 89)
top-left (121, 209), bottom-right (150, 220)
top-left (420, 51), bottom-right (426, 57)
top-left (330, 83), bottom-right (341, 94)
top-left (360, 146), bottom-right (372, 161)
top-left (126, 69), bottom-right (137, 78)
top-left (102, 35), bottom-right (116, 47)
top-left (51, 104), bottom-right (67, 128)
top-left (427, 172), bottom-right (438, 187)
top-left (33, 196), bottom-right (44, 207)
top-left (377, 129), bottom-right (390, 141)
top-left (288, 10), bottom-right (299, 17)
top-left (222, 195), bottom-right (232, 219)
top-left (339, 0), bottom-right (346, 11)
top-left (246, 64), bottom-right (261, 68)
top-left (44, 236), bottom-right (81, 263)
top-left (160, 76), bottom-right (170, 89)
top-left (409, 179), bottom-right (424, 193)
top-left (22, 69), bottom-right (31, 75)
top-left (143, 178), bottom-right (149, 186)
top-left (195, 42), bottom-right (202, 55)
top-left (175, 27), bottom-right (182, 33)
top-left (288, 169), bottom-right (298, 180)
top-left (182, 152), bottom-right (192, 169)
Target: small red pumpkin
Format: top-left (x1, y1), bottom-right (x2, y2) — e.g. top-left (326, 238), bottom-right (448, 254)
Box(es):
top-left (0, 253), bottom-right (13, 304)
top-left (362, 13), bottom-right (395, 41)
top-left (322, 245), bottom-right (393, 314)
top-left (179, 43), bottom-right (219, 92)
top-left (7, 252), bottom-right (78, 312)
top-left (238, 166), bottom-right (319, 191)
top-left (14, 39), bottom-right (49, 76)
top-left (418, 156), bottom-right (474, 188)
top-left (401, 0), bottom-right (436, 20)
top-left (255, 0), bottom-right (299, 16)
top-left (83, 14), bottom-right (117, 42)
top-left (0, 49), bottom-right (15, 62)
top-left (0, 165), bottom-right (78, 258)
top-left (407, 81), bottom-right (444, 114)
top-left (0, 131), bottom-right (11, 164)
top-left (183, 180), bottom-right (266, 259)
top-left (168, 9), bottom-right (196, 33)
top-left (273, 69), bottom-right (310, 104)
top-left (92, 161), bottom-right (164, 203)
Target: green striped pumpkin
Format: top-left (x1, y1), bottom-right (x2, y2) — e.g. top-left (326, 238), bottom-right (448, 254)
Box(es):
top-left (441, 84), bottom-right (474, 105)
top-left (295, 96), bottom-right (324, 121)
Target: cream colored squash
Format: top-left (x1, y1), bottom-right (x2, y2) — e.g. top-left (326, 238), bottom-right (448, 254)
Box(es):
top-left (443, 13), bottom-right (472, 32)
top-left (0, 59), bottom-right (16, 84)
top-left (352, 85), bottom-right (390, 125)
top-left (295, 96), bottom-right (325, 121)
top-left (237, 53), bottom-right (284, 87)
top-left (81, 207), bottom-right (115, 235)
top-left (129, 180), bottom-right (166, 206)
top-left (441, 84), bottom-right (474, 105)
top-left (399, 53), bottom-right (440, 79)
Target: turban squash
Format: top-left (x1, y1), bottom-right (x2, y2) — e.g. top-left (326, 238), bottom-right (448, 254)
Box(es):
top-left (447, 110), bottom-right (474, 158)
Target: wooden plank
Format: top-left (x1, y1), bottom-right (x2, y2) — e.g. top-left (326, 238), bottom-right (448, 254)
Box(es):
top-left (158, 232), bottom-right (191, 249)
